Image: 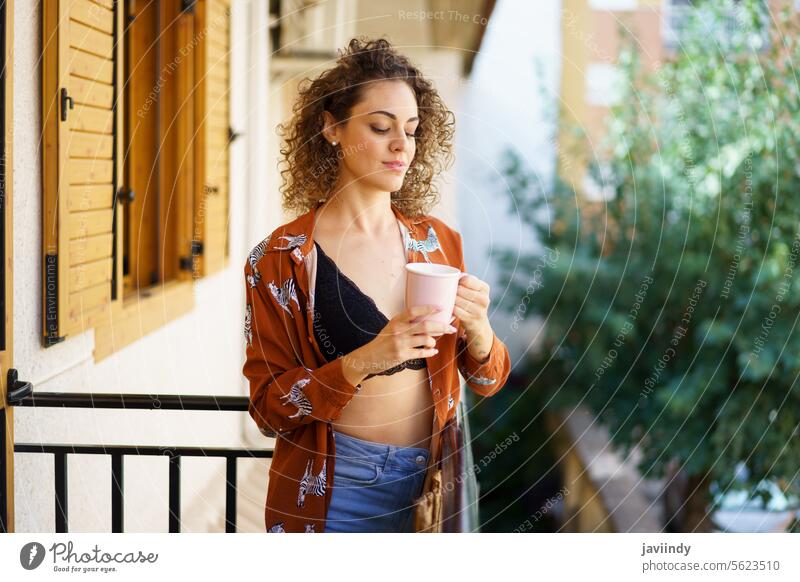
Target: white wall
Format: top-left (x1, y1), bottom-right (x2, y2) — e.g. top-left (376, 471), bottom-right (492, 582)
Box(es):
top-left (456, 0), bottom-right (562, 366)
top-left (11, 0), bottom-right (271, 532)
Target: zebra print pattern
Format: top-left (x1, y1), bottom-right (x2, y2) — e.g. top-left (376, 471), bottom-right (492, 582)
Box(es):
top-left (456, 337), bottom-right (497, 385)
top-left (462, 369), bottom-right (497, 385)
top-left (244, 303), bottom-right (252, 347)
top-left (247, 234), bottom-right (271, 288)
top-left (268, 278), bottom-right (301, 317)
top-left (267, 521), bottom-right (286, 533)
top-left (304, 524), bottom-right (315, 533)
top-left (259, 426), bottom-right (278, 438)
top-left (274, 233), bottom-right (307, 251)
top-left (405, 225), bottom-right (441, 263)
top-left (469, 375), bottom-right (496, 385)
top-left (279, 377), bottom-right (313, 419)
top-left (297, 458), bottom-right (327, 508)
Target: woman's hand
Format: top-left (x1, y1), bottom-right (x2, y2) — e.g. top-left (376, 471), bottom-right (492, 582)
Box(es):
top-left (453, 274), bottom-right (491, 335)
top-left (348, 304), bottom-right (457, 379)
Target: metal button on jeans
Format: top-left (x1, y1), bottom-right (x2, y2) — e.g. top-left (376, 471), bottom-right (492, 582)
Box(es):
top-left (415, 455), bottom-right (426, 465)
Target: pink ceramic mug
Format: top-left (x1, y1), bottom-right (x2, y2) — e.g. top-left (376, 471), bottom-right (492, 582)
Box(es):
top-left (404, 263), bottom-right (468, 332)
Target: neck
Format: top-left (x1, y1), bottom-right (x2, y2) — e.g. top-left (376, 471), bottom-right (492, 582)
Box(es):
top-left (317, 182), bottom-right (395, 236)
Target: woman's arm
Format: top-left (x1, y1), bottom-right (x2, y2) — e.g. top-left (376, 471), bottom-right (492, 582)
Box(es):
top-left (452, 231), bottom-right (512, 397)
top-left (243, 258), bottom-right (365, 437)
top-left (455, 326), bottom-right (511, 397)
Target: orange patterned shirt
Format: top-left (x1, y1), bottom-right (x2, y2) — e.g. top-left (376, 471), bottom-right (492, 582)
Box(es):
top-left (242, 201), bottom-right (511, 532)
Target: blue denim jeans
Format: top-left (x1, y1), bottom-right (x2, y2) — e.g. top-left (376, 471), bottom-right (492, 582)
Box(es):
top-left (325, 429), bottom-right (431, 533)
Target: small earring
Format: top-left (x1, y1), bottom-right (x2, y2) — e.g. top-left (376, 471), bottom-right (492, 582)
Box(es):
top-left (331, 141), bottom-right (337, 146)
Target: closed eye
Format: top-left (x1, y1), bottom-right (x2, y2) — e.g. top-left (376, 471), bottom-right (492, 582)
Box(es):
top-left (372, 126), bottom-right (418, 138)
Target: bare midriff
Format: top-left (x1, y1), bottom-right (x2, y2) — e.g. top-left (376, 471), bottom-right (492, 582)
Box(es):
top-left (332, 366), bottom-right (434, 451)
top-left (313, 216), bottom-right (434, 451)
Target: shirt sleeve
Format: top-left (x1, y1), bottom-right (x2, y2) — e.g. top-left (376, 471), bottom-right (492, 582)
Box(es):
top-left (243, 258), bottom-right (362, 437)
top-left (453, 231), bottom-right (512, 398)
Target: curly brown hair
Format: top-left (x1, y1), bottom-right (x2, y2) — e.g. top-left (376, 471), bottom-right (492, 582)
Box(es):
top-left (276, 36), bottom-right (456, 217)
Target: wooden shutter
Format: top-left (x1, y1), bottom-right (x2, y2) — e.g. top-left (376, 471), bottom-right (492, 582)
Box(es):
top-left (41, 0), bottom-right (122, 344)
top-left (194, 0), bottom-right (231, 276)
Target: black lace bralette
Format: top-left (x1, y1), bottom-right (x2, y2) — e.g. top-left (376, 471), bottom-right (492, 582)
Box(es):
top-left (311, 241), bottom-right (427, 379)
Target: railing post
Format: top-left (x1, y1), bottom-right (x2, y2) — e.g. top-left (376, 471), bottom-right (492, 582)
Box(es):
top-left (168, 452), bottom-right (180, 533)
top-left (225, 456), bottom-right (237, 533)
top-left (111, 454), bottom-right (124, 533)
top-left (55, 452), bottom-right (68, 533)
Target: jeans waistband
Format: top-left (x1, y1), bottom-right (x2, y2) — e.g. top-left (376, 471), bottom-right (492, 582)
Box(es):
top-left (332, 429), bottom-right (430, 473)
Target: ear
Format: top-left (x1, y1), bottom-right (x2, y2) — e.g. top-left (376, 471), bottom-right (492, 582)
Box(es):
top-left (321, 110), bottom-right (339, 145)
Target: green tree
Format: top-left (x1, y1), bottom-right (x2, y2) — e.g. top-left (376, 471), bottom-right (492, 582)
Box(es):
top-left (496, 0), bottom-right (799, 531)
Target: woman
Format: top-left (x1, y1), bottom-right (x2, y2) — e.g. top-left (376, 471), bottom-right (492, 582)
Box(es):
top-left (243, 37), bottom-right (511, 533)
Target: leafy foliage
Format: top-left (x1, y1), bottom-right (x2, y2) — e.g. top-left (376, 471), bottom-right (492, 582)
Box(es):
top-left (495, 0), bottom-right (800, 510)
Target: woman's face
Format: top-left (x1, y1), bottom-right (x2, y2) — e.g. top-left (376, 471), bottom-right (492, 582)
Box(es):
top-left (323, 80), bottom-right (419, 195)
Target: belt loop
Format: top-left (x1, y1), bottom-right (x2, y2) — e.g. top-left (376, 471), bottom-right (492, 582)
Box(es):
top-left (381, 444), bottom-right (395, 472)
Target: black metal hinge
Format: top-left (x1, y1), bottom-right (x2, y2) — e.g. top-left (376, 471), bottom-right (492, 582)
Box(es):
top-left (228, 126), bottom-right (243, 144)
top-left (179, 240), bottom-right (203, 272)
top-left (116, 187), bottom-right (135, 204)
top-left (60, 88), bottom-right (74, 122)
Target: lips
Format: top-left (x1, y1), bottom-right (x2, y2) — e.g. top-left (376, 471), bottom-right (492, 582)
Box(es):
top-left (383, 161), bottom-right (406, 170)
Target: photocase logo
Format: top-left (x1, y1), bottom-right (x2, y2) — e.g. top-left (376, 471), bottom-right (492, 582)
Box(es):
top-left (18, 541), bottom-right (158, 573)
top-left (19, 542), bottom-right (46, 570)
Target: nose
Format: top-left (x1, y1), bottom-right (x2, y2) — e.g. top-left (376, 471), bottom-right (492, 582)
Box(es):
top-left (390, 139), bottom-right (407, 155)
top-left (390, 131), bottom-right (410, 152)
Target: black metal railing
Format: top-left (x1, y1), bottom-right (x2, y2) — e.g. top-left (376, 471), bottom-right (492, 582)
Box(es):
top-left (5, 384), bottom-right (271, 533)
top-left (3, 371), bottom-right (479, 533)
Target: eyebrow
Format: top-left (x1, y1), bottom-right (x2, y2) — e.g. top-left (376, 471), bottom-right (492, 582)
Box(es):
top-left (369, 110), bottom-right (419, 122)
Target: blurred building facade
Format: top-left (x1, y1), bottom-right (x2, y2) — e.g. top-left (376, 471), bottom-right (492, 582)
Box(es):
top-left (558, 0), bottom-right (793, 201)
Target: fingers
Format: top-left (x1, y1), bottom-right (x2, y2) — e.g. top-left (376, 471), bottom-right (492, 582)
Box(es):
top-left (412, 335), bottom-right (438, 350)
top-left (455, 293), bottom-right (489, 312)
top-left (456, 284), bottom-right (489, 304)
top-left (401, 306), bottom-right (456, 353)
top-left (458, 274), bottom-right (489, 292)
top-left (415, 346), bottom-right (439, 357)
top-left (405, 303), bottom-right (442, 322)
top-left (411, 337), bottom-right (439, 357)
top-left (408, 304), bottom-right (442, 315)
top-left (409, 318), bottom-right (457, 335)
